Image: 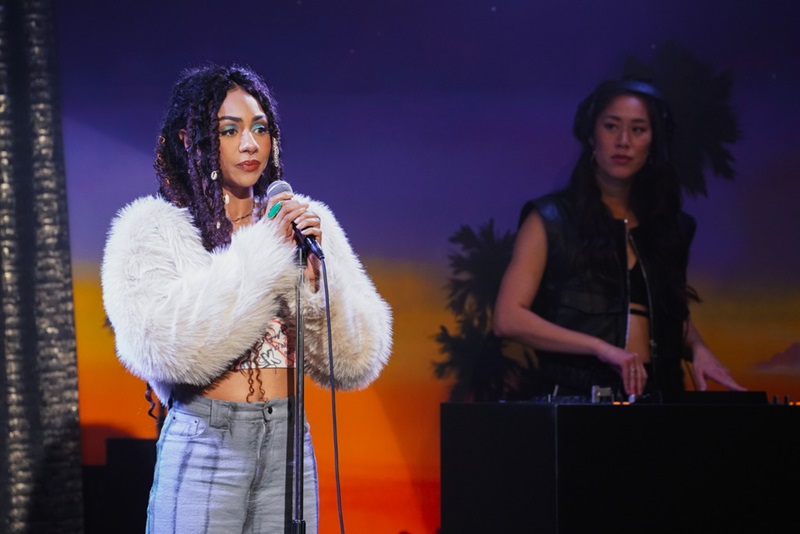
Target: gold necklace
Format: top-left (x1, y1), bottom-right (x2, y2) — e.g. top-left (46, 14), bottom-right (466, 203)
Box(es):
top-left (228, 210), bottom-right (253, 223)
top-left (227, 200), bottom-right (257, 223)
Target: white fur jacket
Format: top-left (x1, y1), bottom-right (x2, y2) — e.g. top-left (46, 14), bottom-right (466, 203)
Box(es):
top-left (101, 194), bottom-right (392, 405)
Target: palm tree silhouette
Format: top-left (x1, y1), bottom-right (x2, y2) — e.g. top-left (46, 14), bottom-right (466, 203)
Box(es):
top-left (622, 41), bottom-right (740, 196)
top-left (433, 220), bottom-right (536, 402)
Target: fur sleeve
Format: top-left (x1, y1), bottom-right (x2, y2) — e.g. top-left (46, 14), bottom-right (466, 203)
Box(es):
top-left (101, 196), bottom-right (298, 387)
top-left (292, 196), bottom-right (393, 390)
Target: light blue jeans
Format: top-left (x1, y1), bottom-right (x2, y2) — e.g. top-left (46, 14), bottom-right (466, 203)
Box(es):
top-left (146, 394), bottom-right (318, 533)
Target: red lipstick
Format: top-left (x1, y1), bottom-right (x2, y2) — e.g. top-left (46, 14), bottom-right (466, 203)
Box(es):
top-left (236, 160), bottom-right (261, 172)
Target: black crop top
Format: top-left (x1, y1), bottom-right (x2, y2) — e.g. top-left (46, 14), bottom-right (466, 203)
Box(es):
top-left (629, 261), bottom-right (649, 309)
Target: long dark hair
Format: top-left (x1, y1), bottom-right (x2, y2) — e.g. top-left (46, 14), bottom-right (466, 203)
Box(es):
top-left (568, 79), bottom-right (698, 316)
top-left (155, 63), bottom-right (284, 251)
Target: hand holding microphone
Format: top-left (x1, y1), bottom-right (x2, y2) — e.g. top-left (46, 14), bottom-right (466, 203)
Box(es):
top-left (265, 180), bottom-right (325, 259)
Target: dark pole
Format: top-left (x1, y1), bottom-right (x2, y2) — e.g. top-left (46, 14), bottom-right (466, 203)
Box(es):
top-left (292, 247), bottom-right (307, 534)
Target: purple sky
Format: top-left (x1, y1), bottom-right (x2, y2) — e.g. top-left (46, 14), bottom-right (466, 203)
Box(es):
top-left (55, 0), bottom-right (800, 284)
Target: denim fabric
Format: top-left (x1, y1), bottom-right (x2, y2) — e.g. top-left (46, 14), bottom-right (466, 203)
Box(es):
top-left (146, 395), bottom-right (318, 534)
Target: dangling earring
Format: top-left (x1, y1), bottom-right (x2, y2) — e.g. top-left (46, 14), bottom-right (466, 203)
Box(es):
top-left (272, 137), bottom-right (280, 168)
top-left (211, 170), bottom-right (219, 181)
top-left (224, 193), bottom-right (230, 205)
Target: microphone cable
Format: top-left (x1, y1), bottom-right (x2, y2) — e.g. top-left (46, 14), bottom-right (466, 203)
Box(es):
top-left (319, 258), bottom-right (347, 534)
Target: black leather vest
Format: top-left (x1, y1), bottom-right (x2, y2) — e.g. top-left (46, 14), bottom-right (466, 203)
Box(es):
top-left (521, 192), bottom-right (695, 400)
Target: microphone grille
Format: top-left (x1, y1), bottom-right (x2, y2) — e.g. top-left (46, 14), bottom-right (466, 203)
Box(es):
top-left (266, 179), bottom-right (293, 198)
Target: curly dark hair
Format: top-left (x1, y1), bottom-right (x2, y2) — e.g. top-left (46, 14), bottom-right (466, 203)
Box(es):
top-left (155, 63), bottom-right (284, 251)
top-left (567, 79), bottom-right (699, 315)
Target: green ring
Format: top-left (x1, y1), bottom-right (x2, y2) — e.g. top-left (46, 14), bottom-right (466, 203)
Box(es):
top-left (267, 202), bottom-right (282, 219)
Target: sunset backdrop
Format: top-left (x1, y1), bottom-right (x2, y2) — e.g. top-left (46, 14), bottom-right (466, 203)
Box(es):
top-left (57, 1), bottom-right (799, 532)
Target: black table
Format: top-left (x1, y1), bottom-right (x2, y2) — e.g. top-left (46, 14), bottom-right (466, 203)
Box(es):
top-left (440, 395), bottom-right (800, 533)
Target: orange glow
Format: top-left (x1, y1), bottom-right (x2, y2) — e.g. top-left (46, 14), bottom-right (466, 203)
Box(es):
top-left (73, 261), bottom-right (799, 532)
top-left (74, 259), bottom-right (452, 532)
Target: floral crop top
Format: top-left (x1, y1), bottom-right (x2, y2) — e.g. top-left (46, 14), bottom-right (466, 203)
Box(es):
top-left (233, 318), bottom-right (296, 369)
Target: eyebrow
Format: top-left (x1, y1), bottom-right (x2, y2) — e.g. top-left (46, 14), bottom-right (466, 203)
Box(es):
top-left (218, 114), bottom-right (268, 122)
top-left (602, 114), bottom-right (649, 124)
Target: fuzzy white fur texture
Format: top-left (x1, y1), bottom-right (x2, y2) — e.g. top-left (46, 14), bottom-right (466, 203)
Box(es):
top-left (101, 194), bottom-right (392, 405)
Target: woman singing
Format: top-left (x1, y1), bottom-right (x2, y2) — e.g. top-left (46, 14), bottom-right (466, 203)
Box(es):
top-left (101, 63), bottom-right (392, 533)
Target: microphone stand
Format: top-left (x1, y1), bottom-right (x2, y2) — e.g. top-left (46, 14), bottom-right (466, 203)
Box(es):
top-left (292, 245), bottom-right (308, 534)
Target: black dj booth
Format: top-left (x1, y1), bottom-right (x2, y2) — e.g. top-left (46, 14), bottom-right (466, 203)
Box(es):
top-left (440, 392), bottom-right (800, 533)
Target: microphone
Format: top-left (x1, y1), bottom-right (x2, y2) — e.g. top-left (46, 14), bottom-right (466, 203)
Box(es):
top-left (266, 180), bottom-right (325, 259)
